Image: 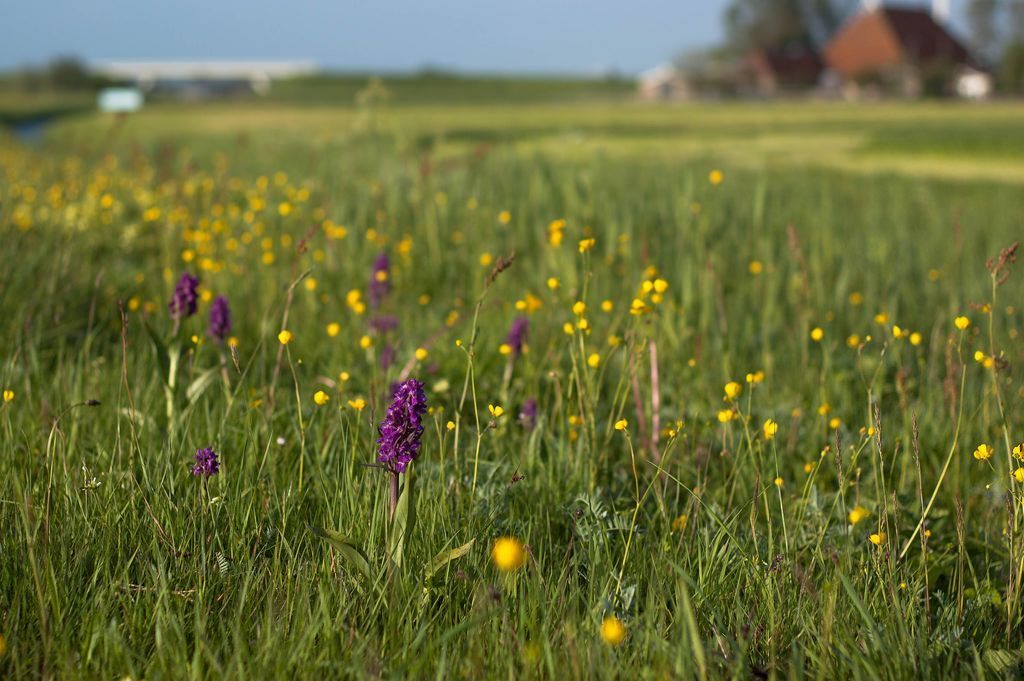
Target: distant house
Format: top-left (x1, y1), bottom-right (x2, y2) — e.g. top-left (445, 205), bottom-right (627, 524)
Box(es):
top-left (742, 46), bottom-right (823, 96)
top-left (637, 63), bottom-right (692, 101)
top-left (823, 6), bottom-right (991, 98)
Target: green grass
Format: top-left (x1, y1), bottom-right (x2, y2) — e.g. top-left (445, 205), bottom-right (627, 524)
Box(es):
top-left (3, 100), bottom-right (1024, 679)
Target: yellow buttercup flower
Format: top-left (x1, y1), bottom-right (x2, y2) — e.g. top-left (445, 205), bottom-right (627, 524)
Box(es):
top-left (326, 322), bottom-right (341, 337)
top-left (446, 420), bottom-right (455, 431)
top-left (717, 409), bottom-right (735, 423)
top-left (614, 419), bottom-right (628, 431)
top-left (974, 443), bottom-right (993, 461)
top-left (498, 210), bottom-right (511, 225)
top-left (572, 300), bottom-right (587, 316)
top-left (600, 615), bottom-right (627, 646)
top-left (578, 237), bottom-right (595, 253)
top-left (313, 390), bottom-right (330, 406)
top-left (954, 316), bottom-right (970, 330)
top-left (415, 347), bottom-right (428, 361)
top-left (547, 277), bottom-right (560, 290)
top-left (277, 330), bottom-right (294, 345)
top-left (708, 169), bottom-right (724, 185)
top-left (347, 398), bottom-right (366, 411)
top-left (848, 506), bottom-right (869, 525)
top-left (1013, 443), bottom-right (1024, 460)
top-left (763, 419), bottom-right (778, 440)
top-left (2, 389), bottom-right (13, 403)
top-left (359, 335), bottom-right (372, 349)
top-left (810, 327), bottom-right (824, 342)
top-left (491, 536), bottom-right (526, 571)
top-left (748, 260), bottom-right (763, 275)
top-left (869, 532), bottom-right (886, 546)
top-left (488, 404), bottom-right (505, 418)
top-left (587, 353), bottom-right (601, 368)
top-left (724, 381), bottom-right (742, 401)
top-left (1013, 468), bottom-right (1024, 483)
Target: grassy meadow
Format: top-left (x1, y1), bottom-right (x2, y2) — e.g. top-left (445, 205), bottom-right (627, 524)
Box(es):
top-left (3, 97), bottom-right (1024, 679)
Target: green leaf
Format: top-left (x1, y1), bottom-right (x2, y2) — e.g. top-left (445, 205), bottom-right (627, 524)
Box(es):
top-left (983, 649), bottom-right (1020, 673)
top-left (389, 471), bottom-right (416, 568)
top-left (307, 525), bottom-right (372, 581)
top-left (424, 539), bottom-right (475, 580)
top-left (185, 367), bottom-right (220, 404)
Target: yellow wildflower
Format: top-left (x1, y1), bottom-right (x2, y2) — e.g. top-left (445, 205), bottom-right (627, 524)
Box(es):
top-left (600, 616), bottom-right (627, 647)
top-left (491, 537), bottom-right (526, 571)
top-left (848, 506), bottom-right (869, 525)
top-left (724, 381), bottom-right (742, 401)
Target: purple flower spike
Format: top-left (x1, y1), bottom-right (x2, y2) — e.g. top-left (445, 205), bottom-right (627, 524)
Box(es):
top-left (376, 379), bottom-right (427, 473)
top-left (368, 252), bottom-right (390, 309)
top-left (505, 316), bottom-right (529, 358)
top-left (369, 315), bottom-right (400, 334)
top-left (192, 446), bottom-right (220, 477)
top-left (519, 398), bottom-right (538, 431)
top-left (208, 295), bottom-right (232, 341)
top-left (168, 272), bottom-right (200, 320)
top-left (379, 343), bottom-right (397, 370)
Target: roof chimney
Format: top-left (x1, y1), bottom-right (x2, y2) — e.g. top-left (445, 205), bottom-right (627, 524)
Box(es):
top-left (932, 0), bottom-right (951, 23)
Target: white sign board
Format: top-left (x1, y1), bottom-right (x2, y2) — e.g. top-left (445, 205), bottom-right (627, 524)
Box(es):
top-left (98, 88), bottom-right (144, 113)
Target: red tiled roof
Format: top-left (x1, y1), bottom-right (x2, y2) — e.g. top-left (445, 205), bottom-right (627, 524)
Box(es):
top-left (880, 7), bottom-right (972, 65)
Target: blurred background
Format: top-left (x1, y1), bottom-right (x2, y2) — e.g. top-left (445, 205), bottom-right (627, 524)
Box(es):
top-left (2, 0), bottom-right (1024, 180)
top-left (3, 1), bottom-right (1024, 108)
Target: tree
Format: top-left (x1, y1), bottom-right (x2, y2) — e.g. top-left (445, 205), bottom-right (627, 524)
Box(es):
top-left (723, 0), bottom-right (857, 53)
top-left (967, 0), bottom-right (1000, 64)
top-left (47, 56), bottom-right (94, 90)
top-left (1001, 40), bottom-right (1024, 92)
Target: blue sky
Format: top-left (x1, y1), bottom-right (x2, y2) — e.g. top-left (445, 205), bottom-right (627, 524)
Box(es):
top-left (1, 1), bottom-right (971, 75)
